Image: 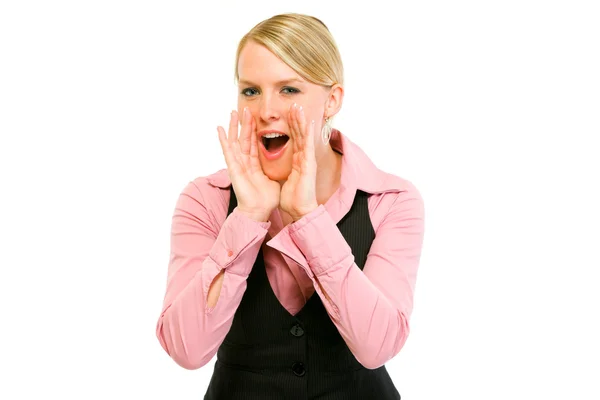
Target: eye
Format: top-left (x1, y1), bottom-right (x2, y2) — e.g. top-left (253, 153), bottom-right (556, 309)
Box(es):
top-left (241, 88), bottom-right (259, 97)
top-left (240, 86), bottom-right (300, 97)
top-left (282, 87), bottom-right (300, 94)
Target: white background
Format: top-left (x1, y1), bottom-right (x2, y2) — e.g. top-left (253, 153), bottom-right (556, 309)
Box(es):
top-left (1, 0), bottom-right (599, 399)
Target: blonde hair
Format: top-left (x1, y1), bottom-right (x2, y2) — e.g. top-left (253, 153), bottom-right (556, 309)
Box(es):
top-left (234, 13), bottom-right (344, 88)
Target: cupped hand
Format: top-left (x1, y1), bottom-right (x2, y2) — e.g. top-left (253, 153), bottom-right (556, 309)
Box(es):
top-left (279, 103), bottom-right (319, 221)
top-left (217, 107), bottom-right (280, 222)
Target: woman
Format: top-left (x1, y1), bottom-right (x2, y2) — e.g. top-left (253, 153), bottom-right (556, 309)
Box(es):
top-left (156, 13), bottom-right (425, 399)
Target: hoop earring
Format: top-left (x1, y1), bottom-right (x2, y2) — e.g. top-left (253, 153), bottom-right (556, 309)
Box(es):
top-left (321, 117), bottom-right (332, 145)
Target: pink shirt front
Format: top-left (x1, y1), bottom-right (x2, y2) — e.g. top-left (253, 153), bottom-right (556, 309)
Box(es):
top-left (156, 129), bottom-right (425, 371)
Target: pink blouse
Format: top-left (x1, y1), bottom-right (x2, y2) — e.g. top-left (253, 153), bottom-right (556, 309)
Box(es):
top-left (155, 129), bottom-right (425, 371)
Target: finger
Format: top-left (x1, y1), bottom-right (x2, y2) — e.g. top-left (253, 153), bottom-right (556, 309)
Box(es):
top-left (297, 105), bottom-right (307, 149)
top-left (218, 126), bottom-right (236, 169)
top-left (290, 103), bottom-right (300, 154)
top-left (249, 117), bottom-right (261, 169)
top-left (240, 107), bottom-right (252, 155)
top-left (295, 105), bottom-right (306, 153)
top-left (228, 110), bottom-right (239, 145)
top-left (231, 138), bottom-right (244, 169)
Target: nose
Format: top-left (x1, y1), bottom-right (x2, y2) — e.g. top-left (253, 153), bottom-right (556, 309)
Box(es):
top-left (258, 94), bottom-right (281, 123)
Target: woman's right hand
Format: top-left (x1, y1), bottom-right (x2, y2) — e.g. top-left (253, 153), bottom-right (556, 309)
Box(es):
top-left (217, 107), bottom-right (280, 222)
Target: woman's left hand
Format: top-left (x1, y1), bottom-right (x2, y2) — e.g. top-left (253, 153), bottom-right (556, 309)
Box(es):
top-left (280, 103), bottom-right (319, 221)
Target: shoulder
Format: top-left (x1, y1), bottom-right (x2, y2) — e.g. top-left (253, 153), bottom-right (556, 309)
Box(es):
top-left (344, 134), bottom-right (421, 199)
top-left (180, 169), bottom-right (231, 196)
top-left (368, 181), bottom-right (424, 228)
top-left (343, 136), bottom-right (424, 230)
top-left (364, 168), bottom-right (424, 234)
top-left (174, 169), bottom-right (232, 224)
top-left (378, 170), bottom-right (422, 198)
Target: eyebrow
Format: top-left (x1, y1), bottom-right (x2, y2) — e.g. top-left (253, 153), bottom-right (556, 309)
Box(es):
top-left (238, 78), bottom-right (305, 86)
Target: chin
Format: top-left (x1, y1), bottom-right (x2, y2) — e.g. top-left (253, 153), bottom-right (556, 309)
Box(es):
top-left (265, 169), bottom-right (291, 182)
top-left (261, 162), bottom-right (292, 182)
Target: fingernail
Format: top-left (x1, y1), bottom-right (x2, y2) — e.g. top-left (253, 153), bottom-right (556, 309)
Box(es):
top-left (293, 103), bottom-right (297, 108)
top-left (299, 105), bottom-right (303, 112)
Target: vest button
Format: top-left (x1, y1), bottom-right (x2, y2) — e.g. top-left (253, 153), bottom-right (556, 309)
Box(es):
top-left (291, 361), bottom-right (305, 377)
top-left (290, 323), bottom-right (304, 337)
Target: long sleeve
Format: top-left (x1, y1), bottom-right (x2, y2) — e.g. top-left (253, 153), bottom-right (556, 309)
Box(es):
top-left (155, 180), bottom-right (270, 370)
top-left (269, 186), bottom-right (424, 369)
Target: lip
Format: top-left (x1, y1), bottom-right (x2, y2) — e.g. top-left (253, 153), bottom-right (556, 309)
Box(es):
top-left (258, 130), bottom-right (290, 161)
top-left (258, 129), bottom-right (288, 138)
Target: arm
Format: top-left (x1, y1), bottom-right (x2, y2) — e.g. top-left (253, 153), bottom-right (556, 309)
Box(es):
top-left (269, 185), bottom-right (425, 369)
top-left (155, 180), bottom-right (270, 370)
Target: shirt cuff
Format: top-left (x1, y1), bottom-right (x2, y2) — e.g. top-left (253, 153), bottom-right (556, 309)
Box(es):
top-left (288, 205), bottom-right (352, 276)
top-left (208, 206), bottom-right (271, 276)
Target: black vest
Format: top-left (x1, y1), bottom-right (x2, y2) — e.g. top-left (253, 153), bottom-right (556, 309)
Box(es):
top-left (203, 187), bottom-right (401, 400)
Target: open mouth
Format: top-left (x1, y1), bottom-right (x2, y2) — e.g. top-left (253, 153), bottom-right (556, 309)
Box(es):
top-left (262, 134), bottom-right (290, 153)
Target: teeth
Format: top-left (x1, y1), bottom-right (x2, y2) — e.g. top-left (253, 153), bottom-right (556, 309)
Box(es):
top-left (263, 133), bottom-right (286, 138)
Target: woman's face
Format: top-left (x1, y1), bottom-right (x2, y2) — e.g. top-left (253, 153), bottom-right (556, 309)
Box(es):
top-left (237, 40), bottom-right (335, 182)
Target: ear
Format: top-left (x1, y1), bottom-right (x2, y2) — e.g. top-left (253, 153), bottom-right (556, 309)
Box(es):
top-left (323, 83), bottom-right (344, 118)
